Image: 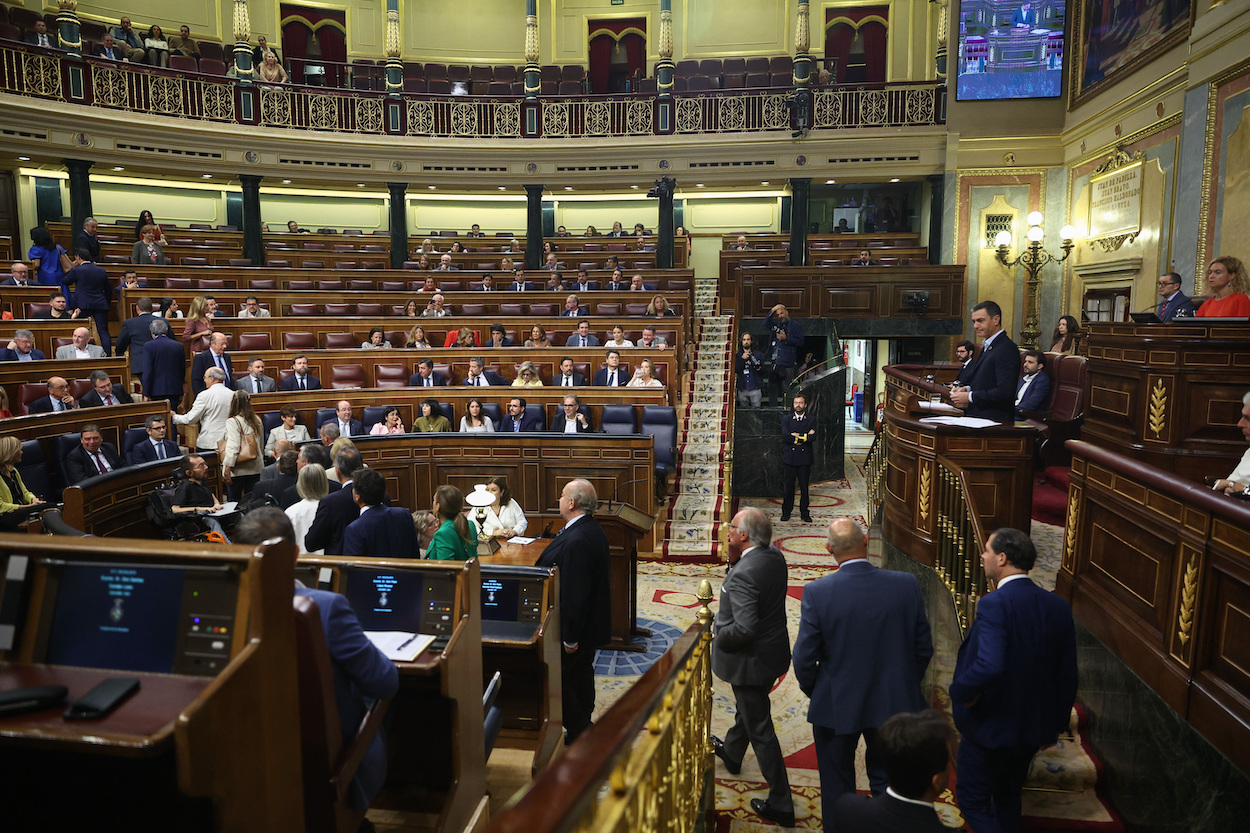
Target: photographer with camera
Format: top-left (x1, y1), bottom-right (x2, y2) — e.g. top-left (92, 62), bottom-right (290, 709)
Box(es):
top-left (764, 304), bottom-right (805, 407)
top-left (735, 332), bottom-right (765, 407)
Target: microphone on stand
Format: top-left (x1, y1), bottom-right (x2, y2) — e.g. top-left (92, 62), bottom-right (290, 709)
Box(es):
top-left (606, 477), bottom-right (653, 511)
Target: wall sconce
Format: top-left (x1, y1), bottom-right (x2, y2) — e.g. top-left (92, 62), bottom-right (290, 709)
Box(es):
top-left (995, 212), bottom-right (1077, 349)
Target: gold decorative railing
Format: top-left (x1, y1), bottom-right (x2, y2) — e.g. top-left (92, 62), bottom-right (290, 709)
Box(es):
top-left (866, 429), bottom-right (887, 522)
top-left (0, 43), bottom-right (945, 138)
top-left (934, 455), bottom-right (988, 631)
top-left (483, 581), bottom-right (715, 833)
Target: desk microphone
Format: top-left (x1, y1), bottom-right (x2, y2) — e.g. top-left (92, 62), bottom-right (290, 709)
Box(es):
top-left (537, 521), bottom-right (554, 539)
top-left (607, 476), bottom-right (653, 511)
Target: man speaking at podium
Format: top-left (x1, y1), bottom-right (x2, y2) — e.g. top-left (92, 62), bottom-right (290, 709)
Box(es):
top-left (950, 301), bottom-right (1020, 423)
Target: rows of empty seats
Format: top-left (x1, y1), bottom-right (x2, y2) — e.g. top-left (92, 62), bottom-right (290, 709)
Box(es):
top-left (638, 55), bottom-right (795, 93)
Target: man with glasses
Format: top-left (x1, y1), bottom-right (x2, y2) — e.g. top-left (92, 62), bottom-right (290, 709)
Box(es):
top-left (80, 369), bottom-right (134, 408)
top-left (238, 296), bottom-right (271, 318)
top-left (3, 263), bottom-right (33, 286)
top-left (29, 376), bottom-right (77, 412)
top-left (503, 397), bottom-right (542, 432)
top-left (1156, 272), bottom-right (1196, 321)
top-left (129, 414), bottom-right (180, 465)
top-left (0, 330), bottom-right (45, 361)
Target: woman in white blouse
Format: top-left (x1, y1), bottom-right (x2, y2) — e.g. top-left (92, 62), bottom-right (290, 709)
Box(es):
top-left (604, 326), bottom-right (634, 348)
top-left (459, 398), bottom-right (495, 433)
top-left (264, 404), bottom-right (311, 458)
top-left (479, 475), bottom-right (528, 539)
top-left (285, 464), bottom-right (328, 555)
top-left (627, 358), bottom-right (664, 388)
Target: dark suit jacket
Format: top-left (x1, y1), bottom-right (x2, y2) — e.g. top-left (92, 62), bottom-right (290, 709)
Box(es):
top-left (140, 334), bottom-right (186, 398)
top-left (63, 443), bottom-right (124, 485)
top-left (305, 483), bottom-right (360, 555)
top-left (592, 367), bottom-right (629, 387)
top-left (484, 337), bottom-right (515, 348)
top-left (96, 44), bottom-right (124, 60)
top-left (128, 438), bottom-right (181, 466)
top-left (559, 308), bottom-right (586, 317)
top-left (712, 546), bottom-right (791, 686)
top-left (255, 471), bottom-right (297, 504)
top-left (295, 588), bottom-right (399, 811)
top-left (554, 372), bottom-right (586, 387)
top-left (0, 348), bottom-right (46, 362)
top-left (279, 373), bottom-right (322, 392)
top-left (833, 792), bottom-right (946, 833)
top-left (550, 413), bottom-right (593, 433)
top-left (1015, 372), bottom-right (1051, 418)
top-left (25, 31), bottom-right (56, 47)
top-left (960, 332), bottom-right (1020, 422)
top-left (76, 231), bottom-right (100, 262)
top-left (407, 371), bottom-right (448, 387)
top-left (115, 313), bottom-right (156, 370)
top-left (28, 395), bottom-right (72, 414)
top-left (499, 413), bottom-right (543, 432)
top-left (279, 477), bottom-right (340, 510)
top-left (564, 334), bottom-right (601, 347)
top-left (792, 561), bottom-right (932, 733)
top-left (509, 282), bottom-right (535, 291)
top-left (950, 577), bottom-right (1077, 749)
top-left (463, 371), bottom-right (507, 387)
top-left (782, 412), bottom-right (816, 466)
top-left (1158, 291), bottom-right (1197, 322)
top-left (344, 505), bottom-right (421, 559)
top-left (536, 514), bottom-right (611, 648)
top-left (191, 349), bottom-right (235, 396)
top-left (79, 389), bottom-right (135, 409)
top-left (63, 262), bottom-right (111, 310)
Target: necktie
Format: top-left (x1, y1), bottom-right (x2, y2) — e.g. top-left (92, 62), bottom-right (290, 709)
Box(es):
top-left (40, 34), bottom-right (49, 46)
top-left (609, 371), bottom-right (616, 386)
top-left (299, 376), bottom-right (306, 390)
top-left (477, 376), bottom-right (484, 386)
top-left (216, 354), bottom-right (225, 370)
top-left (55, 401), bottom-right (63, 412)
top-left (580, 337), bottom-right (586, 347)
top-left (93, 452), bottom-right (107, 474)
top-left (156, 442), bottom-right (166, 459)
top-left (564, 376), bottom-right (571, 386)
top-left (254, 377), bottom-right (261, 393)
top-left (105, 395), bottom-right (116, 406)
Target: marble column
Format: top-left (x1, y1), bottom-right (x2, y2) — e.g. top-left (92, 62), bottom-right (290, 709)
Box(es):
top-left (656, 0), bottom-right (674, 96)
top-left (232, 0), bottom-right (254, 83)
top-left (789, 178), bottom-right (811, 266)
top-left (793, 0), bottom-right (812, 89)
top-left (387, 182), bottom-right (408, 269)
top-left (384, 0), bottom-right (402, 95)
top-left (657, 179), bottom-right (675, 269)
top-left (239, 174), bottom-right (265, 267)
top-left (62, 158), bottom-right (93, 245)
top-left (525, 184), bottom-right (544, 269)
top-left (523, 0), bottom-right (540, 101)
top-left (927, 174), bottom-right (945, 262)
top-left (56, 0), bottom-right (82, 57)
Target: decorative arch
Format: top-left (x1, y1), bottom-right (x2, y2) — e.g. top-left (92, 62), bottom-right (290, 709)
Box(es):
top-left (824, 6), bottom-right (889, 84)
top-left (280, 4), bottom-right (347, 87)
top-left (588, 18), bottom-right (646, 94)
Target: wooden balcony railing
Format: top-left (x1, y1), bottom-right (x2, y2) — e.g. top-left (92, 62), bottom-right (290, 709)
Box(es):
top-left (934, 456), bottom-right (989, 631)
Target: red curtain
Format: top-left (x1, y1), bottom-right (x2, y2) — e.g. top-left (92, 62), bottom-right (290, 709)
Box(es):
top-left (824, 6), bottom-right (889, 84)
top-left (588, 18), bottom-right (646, 93)
top-left (280, 4), bottom-right (347, 86)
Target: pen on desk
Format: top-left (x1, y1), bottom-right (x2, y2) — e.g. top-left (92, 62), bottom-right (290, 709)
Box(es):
top-left (395, 633), bottom-right (419, 652)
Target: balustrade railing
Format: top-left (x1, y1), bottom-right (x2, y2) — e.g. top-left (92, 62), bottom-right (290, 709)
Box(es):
top-left (0, 41), bottom-right (945, 139)
top-left (866, 430), bottom-right (887, 522)
top-left (934, 455), bottom-right (988, 631)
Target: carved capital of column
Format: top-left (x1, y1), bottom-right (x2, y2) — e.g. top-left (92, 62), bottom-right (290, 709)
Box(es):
top-left (385, 9), bottom-right (401, 59)
top-left (937, 0), bottom-right (949, 48)
top-left (795, 1), bottom-right (810, 54)
top-left (233, 0), bottom-right (251, 44)
top-left (57, 0), bottom-right (78, 11)
top-left (525, 15), bottom-right (539, 64)
top-left (659, 8), bottom-right (673, 59)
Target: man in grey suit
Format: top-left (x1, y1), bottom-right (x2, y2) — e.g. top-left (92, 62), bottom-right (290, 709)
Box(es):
top-left (712, 507), bottom-right (795, 827)
top-left (54, 327), bottom-right (107, 360)
top-left (239, 357), bottom-right (277, 394)
top-left (792, 518), bottom-right (933, 827)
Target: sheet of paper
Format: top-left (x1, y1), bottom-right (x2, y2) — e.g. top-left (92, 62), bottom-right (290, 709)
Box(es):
top-left (507, 536), bottom-right (537, 545)
top-left (364, 631), bottom-right (435, 662)
top-left (207, 501), bottom-right (239, 516)
top-left (919, 416), bottom-right (1000, 428)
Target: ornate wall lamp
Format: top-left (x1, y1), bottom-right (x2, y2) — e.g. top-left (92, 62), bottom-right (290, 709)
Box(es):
top-left (994, 211), bottom-right (1077, 349)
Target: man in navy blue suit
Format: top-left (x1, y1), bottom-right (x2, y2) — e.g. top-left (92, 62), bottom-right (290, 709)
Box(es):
top-left (140, 318), bottom-right (186, 408)
top-left (408, 358), bottom-right (448, 388)
top-left (500, 397), bottom-right (543, 432)
top-left (950, 301), bottom-right (1019, 423)
top-left (343, 469), bottom-right (421, 559)
top-left (279, 354), bottom-right (322, 392)
top-left (330, 400), bottom-right (364, 438)
top-left (1014, 350), bottom-right (1051, 419)
top-left (306, 448), bottom-right (367, 555)
top-left (191, 332), bottom-right (236, 397)
top-left (949, 528), bottom-right (1077, 833)
top-left (233, 508), bottom-right (399, 812)
top-left (509, 268), bottom-right (534, 291)
top-left (114, 296), bottom-right (157, 383)
top-left (1155, 272), bottom-right (1197, 321)
top-left (793, 518), bottom-right (933, 827)
top-left (128, 414), bottom-right (181, 465)
top-left (565, 319), bottom-right (600, 348)
top-left (462, 357), bottom-right (508, 387)
top-left (63, 249), bottom-right (113, 355)
top-left (592, 350), bottom-right (629, 387)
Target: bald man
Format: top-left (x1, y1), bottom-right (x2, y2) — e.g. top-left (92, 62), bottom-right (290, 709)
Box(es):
top-left (54, 327), bottom-right (106, 360)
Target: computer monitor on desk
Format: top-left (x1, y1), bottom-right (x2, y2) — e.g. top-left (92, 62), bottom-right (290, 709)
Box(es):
top-left (341, 565), bottom-right (459, 636)
top-left (479, 565), bottom-right (549, 641)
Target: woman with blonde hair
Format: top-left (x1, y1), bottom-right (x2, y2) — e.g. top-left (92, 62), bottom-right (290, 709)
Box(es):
top-left (1197, 255), bottom-right (1250, 317)
top-left (411, 509), bottom-right (439, 552)
top-left (426, 484), bottom-right (478, 560)
top-left (221, 389), bottom-right (264, 501)
top-left (0, 436), bottom-right (44, 530)
top-left (405, 325), bottom-right (432, 349)
top-left (525, 324), bottom-right (551, 348)
top-left (181, 295), bottom-right (215, 343)
top-left (627, 358), bottom-right (664, 388)
top-left (285, 463), bottom-right (328, 555)
top-left (646, 294), bottom-right (676, 317)
top-left (512, 360), bottom-right (543, 386)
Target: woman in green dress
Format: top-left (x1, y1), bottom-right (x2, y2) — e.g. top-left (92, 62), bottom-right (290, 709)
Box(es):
top-left (414, 398), bottom-right (452, 433)
top-left (425, 484), bottom-right (478, 561)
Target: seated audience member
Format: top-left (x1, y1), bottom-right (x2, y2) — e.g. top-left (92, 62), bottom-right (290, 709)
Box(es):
top-left (832, 710), bottom-right (954, 833)
top-left (512, 360), bottom-right (543, 387)
top-left (525, 324), bottom-right (552, 348)
top-left (467, 224), bottom-right (485, 238)
top-left (286, 463), bottom-right (329, 554)
top-left (266, 404), bottom-right (312, 457)
top-left (570, 270), bottom-right (596, 292)
top-left (419, 238), bottom-right (437, 254)
top-left (281, 354), bottom-right (322, 391)
top-left (361, 327), bottom-right (391, 349)
top-left (635, 234), bottom-right (652, 251)
top-left (133, 225), bottom-right (167, 265)
top-left (3, 262), bottom-right (33, 286)
top-left (258, 50), bottom-right (287, 83)
top-left (96, 33), bottom-right (129, 61)
top-left (594, 350), bottom-right (629, 387)
top-left (170, 24), bottom-right (200, 57)
top-left (485, 322), bottom-right (513, 348)
top-left (232, 507), bottom-right (398, 812)
top-left (444, 327), bottom-right (477, 348)
top-left (464, 357), bottom-right (507, 387)
top-left (157, 297), bottom-right (183, 319)
top-left (545, 272), bottom-right (565, 292)
top-left (479, 475), bottom-right (528, 538)
top-left (560, 294), bottom-right (583, 317)
top-left (501, 397), bottom-right (542, 432)
top-left (238, 296), bottom-right (271, 318)
top-left (1155, 272), bottom-right (1197, 321)
top-left (629, 274), bottom-right (646, 292)
top-left (417, 275), bottom-right (437, 292)
top-left (556, 225), bottom-right (571, 237)
top-left (344, 469), bottom-right (421, 559)
top-left (286, 220), bottom-right (308, 234)
top-left (733, 235), bottom-right (751, 251)
top-left (1196, 256), bottom-right (1250, 317)
top-left (25, 19), bottom-right (57, 49)
top-left (221, 390), bottom-right (264, 501)
top-left (459, 398), bottom-right (495, 433)
top-left (129, 414), bottom-right (180, 465)
top-left (80, 369), bottom-right (134, 408)
top-left (63, 424), bottom-right (124, 485)
top-left (952, 340), bottom-right (975, 383)
top-left (584, 225), bottom-right (599, 237)
top-left (1213, 391), bottom-right (1250, 496)
top-left (0, 330), bottom-right (45, 361)
top-left (415, 398), bottom-right (452, 433)
top-left (54, 327), bottom-right (105, 360)
top-left (109, 16), bottom-right (147, 62)
top-left (544, 253), bottom-right (561, 272)
top-left (0, 436), bottom-right (45, 529)
top-left (426, 485), bottom-right (479, 561)
top-left (29, 376), bottom-right (78, 413)
top-left (555, 356), bottom-right (585, 387)
top-left (1015, 350), bottom-right (1051, 419)
top-left (405, 325), bottom-right (433, 349)
top-left (416, 255), bottom-right (432, 271)
top-left (608, 222), bottom-right (626, 238)
top-left (170, 454), bottom-right (231, 538)
top-left (647, 295), bottom-right (677, 317)
top-left (144, 24), bottom-right (170, 67)
top-left (1049, 315), bottom-right (1082, 355)
top-left (0, 388), bottom-right (9, 419)
top-left (436, 254), bottom-right (457, 271)
top-left (240, 357), bottom-right (276, 394)
top-left (628, 358), bottom-right (664, 388)
top-left (422, 294), bottom-right (451, 318)
top-left (477, 273), bottom-right (495, 291)
top-left (605, 270), bottom-right (629, 291)
top-left (553, 394), bottom-right (593, 433)
top-left (32, 292), bottom-right (80, 320)
top-left (370, 405), bottom-right (407, 435)
top-left (509, 268), bottom-right (533, 291)
top-left (499, 257), bottom-right (515, 274)
top-left (605, 326), bottom-right (633, 348)
top-left (851, 249), bottom-right (876, 266)
top-left (638, 325), bottom-right (667, 348)
top-left (566, 320), bottom-right (600, 348)
top-left (633, 223), bottom-right (646, 236)
top-left (408, 358), bottom-right (447, 388)
top-left (331, 400), bottom-right (363, 437)
top-left (402, 299), bottom-right (420, 318)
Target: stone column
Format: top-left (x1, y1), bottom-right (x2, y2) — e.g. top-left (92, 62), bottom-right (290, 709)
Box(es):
top-left (935, 0), bottom-right (949, 78)
top-left (63, 158), bottom-right (93, 244)
top-left (384, 0), bottom-right (402, 95)
top-left (56, 0), bottom-right (82, 57)
top-left (387, 182), bottom-right (409, 269)
top-left (233, 0), bottom-right (254, 83)
top-left (239, 174), bottom-right (265, 267)
top-left (656, 0), bottom-right (674, 96)
top-left (927, 174), bottom-right (945, 263)
top-left (793, 0), bottom-right (812, 89)
top-left (789, 178), bottom-right (811, 267)
top-left (523, 0), bottom-right (540, 101)
top-left (524, 184), bottom-right (544, 269)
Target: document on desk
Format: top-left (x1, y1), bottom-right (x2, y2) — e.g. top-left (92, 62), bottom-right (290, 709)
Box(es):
top-left (207, 501), bottom-right (239, 516)
top-left (919, 416), bottom-right (1000, 428)
top-left (507, 536), bottom-right (537, 545)
top-left (365, 631), bottom-right (435, 662)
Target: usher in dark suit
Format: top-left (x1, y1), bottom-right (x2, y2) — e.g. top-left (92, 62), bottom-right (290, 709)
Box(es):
top-left (792, 560), bottom-right (933, 825)
top-left (782, 409), bottom-right (816, 520)
top-left (343, 505), bottom-right (421, 559)
top-left (536, 513), bottom-right (611, 742)
top-left (959, 331), bottom-right (1020, 422)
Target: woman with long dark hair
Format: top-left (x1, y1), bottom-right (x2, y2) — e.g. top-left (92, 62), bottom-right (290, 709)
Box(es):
top-left (1049, 315), bottom-right (1082, 355)
top-left (426, 484), bottom-right (478, 560)
top-left (221, 390), bottom-right (264, 501)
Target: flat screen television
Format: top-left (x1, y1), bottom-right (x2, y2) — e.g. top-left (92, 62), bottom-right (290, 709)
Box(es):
top-left (955, 0), bottom-right (1066, 101)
